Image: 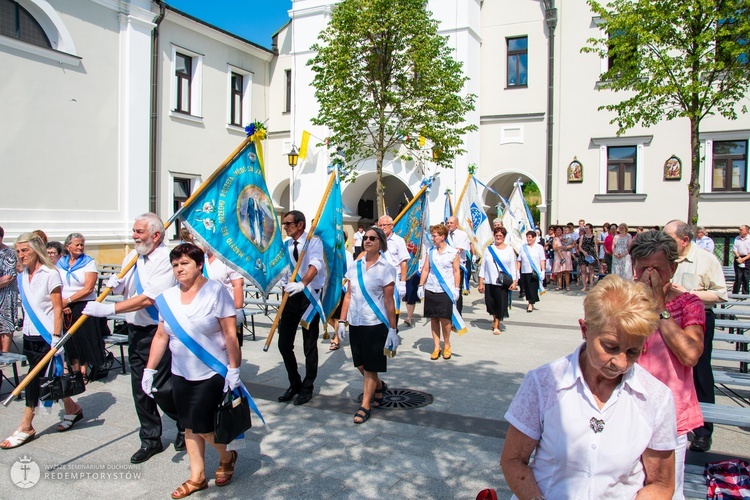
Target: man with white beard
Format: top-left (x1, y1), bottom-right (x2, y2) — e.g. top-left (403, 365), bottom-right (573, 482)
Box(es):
top-left (84, 213), bottom-right (183, 463)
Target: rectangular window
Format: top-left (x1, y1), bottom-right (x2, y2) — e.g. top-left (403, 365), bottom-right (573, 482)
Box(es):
top-left (607, 145), bottom-right (636, 193)
top-left (507, 36), bottom-right (528, 87)
top-left (712, 140), bottom-right (747, 191)
top-left (175, 53), bottom-right (192, 114)
top-left (284, 69), bottom-right (292, 113)
top-left (173, 178), bottom-right (192, 240)
top-left (230, 72), bottom-right (243, 126)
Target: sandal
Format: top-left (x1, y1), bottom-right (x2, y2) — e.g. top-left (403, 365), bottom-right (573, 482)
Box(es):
top-left (556, 286), bottom-right (563, 291)
top-left (372, 381), bottom-right (388, 408)
top-left (171, 478), bottom-right (208, 499)
top-left (353, 406), bottom-right (371, 424)
top-left (430, 349), bottom-right (441, 360)
top-left (328, 341), bottom-right (340, 351)
top-left (57, 409), bottom-right (84, 432)
top-left (215, 450), bottom-right (238, 487)
top-left (0, 429), bottom-right (36, 449)
top-left (404, 318), bottom-right (412, 327)
top-left (493, 328), bottom-right (501, 335)
top-left (443, 346), bottom-right (452, 359)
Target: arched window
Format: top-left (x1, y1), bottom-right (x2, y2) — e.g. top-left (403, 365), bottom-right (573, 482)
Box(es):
top-left (0, 0), bottom-right (51, 49)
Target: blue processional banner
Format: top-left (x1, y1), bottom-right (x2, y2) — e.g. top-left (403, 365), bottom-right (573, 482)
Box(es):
top-left (182, 141), bottom-right (290, 297)
top-left (393, 177), bottom-right (433, 280)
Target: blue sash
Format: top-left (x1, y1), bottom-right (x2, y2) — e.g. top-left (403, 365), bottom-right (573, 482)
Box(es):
top-left (521, 245), bottom-right (545, 294)
top-left (428, 249), bottom-right (467, 334)
top-left (57, 254), bottom-right (94, 286)
top-left (487, 246), bottom-right (513, 278)
top-left (202, 256), bottom-right (209, 278)
top-left (290, 238), bottom-right (324, 329)
top-left (356, 260), bottom-right (390, 326)
top-left (134, 265), bottom-right (160, 322)
top-left (154, 294), bottom-right (267, 435)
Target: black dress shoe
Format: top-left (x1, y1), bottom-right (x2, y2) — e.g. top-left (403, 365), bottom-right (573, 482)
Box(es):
top-left (277, 387), bottom-right (300, 402)
top-left (174, 431), bottom-right (186, 451)
top-left (130, 444), bottom-right (164, 464)
top-left (689, 435), bottom-right (712, 452)
top-left (293, 392), bottom-right (312, 406)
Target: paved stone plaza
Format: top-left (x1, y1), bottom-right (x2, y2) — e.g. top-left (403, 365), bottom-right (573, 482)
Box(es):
top-left (1, 287), bottom-right (748, 499)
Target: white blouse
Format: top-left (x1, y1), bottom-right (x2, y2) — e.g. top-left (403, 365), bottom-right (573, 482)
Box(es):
top-left (425, 246), bottom-right (458, 294)
top-left (479, 245), bottom-right (518, 283)
top-left (58, 258), bottom-right (98, 301)
top-left (206, 256), bottom-right (242, 296)
top-left (505, 344), bottom-right (677, 499)
top-left (344, 256), bottom-right (396, 327)
top-left (160, 279), bottom-right (236, 381)
top-left (517, 243), bottom-right (546, 274)
top-left (21, 265), bottom-right (62, 338)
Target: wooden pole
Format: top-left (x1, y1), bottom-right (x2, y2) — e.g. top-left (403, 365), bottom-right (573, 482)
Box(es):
top-left (3, 136), bottom-right (255, 407)
top-left (453, 174), bottom-right (472, 213)
top-left (393, 184), bottom-right (428, 226)
top-left (263, 170), bottom-right (338, 352)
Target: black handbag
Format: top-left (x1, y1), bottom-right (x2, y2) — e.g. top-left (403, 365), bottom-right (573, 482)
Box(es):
top-left (496, 272), bottom-right (514, 288)
top-left (39, 360), bottom-right (86, 401)
top-left (214, 390), bottom-right (252, 445)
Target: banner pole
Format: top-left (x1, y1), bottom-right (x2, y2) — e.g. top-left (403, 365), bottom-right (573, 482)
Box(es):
top-left (453, 174), bottom-right (472, 212)
top-left (263, 170), bottom-right (337, 352)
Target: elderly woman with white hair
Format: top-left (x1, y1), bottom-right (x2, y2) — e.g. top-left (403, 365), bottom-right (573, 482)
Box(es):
top-left (501, 275), bottom-right (677, 498)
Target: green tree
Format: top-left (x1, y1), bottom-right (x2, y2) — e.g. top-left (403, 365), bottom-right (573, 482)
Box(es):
top-left (308, 0), bottom-right (477, 218)
top-left (583, 0), bottom-right (750, 229)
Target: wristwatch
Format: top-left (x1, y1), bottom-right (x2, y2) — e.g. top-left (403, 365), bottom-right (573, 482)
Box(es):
top-left (659, 310), bottom-right (671, 320)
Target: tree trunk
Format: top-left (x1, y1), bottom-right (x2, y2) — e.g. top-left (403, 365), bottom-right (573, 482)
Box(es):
top-left (687, 116), bottom-right (701, 233)
top-left (376, 148), bottom-right (385, 219)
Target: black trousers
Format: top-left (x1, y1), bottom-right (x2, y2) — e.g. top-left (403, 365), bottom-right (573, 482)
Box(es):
top-left (127, 323), bottom-right (179, 448)
top-left (456, 268), bottom-right (465, 315)
top-left (278, 292), bottom-right (319, 395)
top-left (23, 336), bottom-right (52, 408)
top-left (692, 309), bottom-right (715, 438)
top-left (734, 259), bottom-right (749, 294)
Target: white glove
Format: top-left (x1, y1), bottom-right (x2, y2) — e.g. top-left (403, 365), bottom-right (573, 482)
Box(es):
top-left (284, 282), bottom-right (305, 296)
top-left (397, 281), bottom-right (407, 299)
top-left (235, 308), bottom-right (245, 327)
top-left (51, 335), bottom-right (64, 357)
top-left (385, 328), bottom-right (400, 351)
top-left (337, 322), bottom-right (347, 341)
top-left (452, 288), bottom-right (460, 301)
top-left (417, 286), bottom-right (424, 300)
top-left (142, 368), bottom-right (157, 398)
top-left (82, 301), bottom-right (116, 318)
top-left (224, 366), bottom-right (241, 392)
top-left (105, 275), bottom-right (126, 294)
top-left (472, 254), bottom-right (479, 265)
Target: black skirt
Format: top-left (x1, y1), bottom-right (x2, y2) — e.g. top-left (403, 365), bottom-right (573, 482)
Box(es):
top-left (172, 373), bottom-right (225, 434)
top-left (64, 300), bottom-right (108, 366)
top-left (23, 336), bottom-right (52, 408)
top-left (424, 290), bottom-right (453, 319)
top-left (520, 273), bottom-right (541, 304)
top-left (484, 283), bottom-right (509, 319)
top-left (350, 323), bottom-right (387, 373)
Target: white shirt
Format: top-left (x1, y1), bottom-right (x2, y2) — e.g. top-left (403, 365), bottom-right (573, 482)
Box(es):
top-left (517, 243), bottom-right (546, 274)
top-left (206, 256), bottom-right (242, 297)
top-left (447, 228), bottom-right (471, 266)
top-left (120, 244), bottom-right (176, 327)
top-left (57, 257), bottom-right (98, 302)
top-left (384, 232), bottom-right (409, 279)
top-left (160, 280), bottom-right (236, 381)
top-left (344, 255), bottom-right (396, 326)
top-left (505, 344), bottom-right (677, 500)
top-left (280, 231), bottom-right (327, 290)
top-left (734, 234), bottom-right (750, 257)
top-left (479, 245), bottom-right (518, 282)
top-left (21, 265), bottom-right (62, 337)
top-left (694, 236), bottom-right (715, 253)
top-left (353, 230), bottom-right (364, 248)
top-left (672, 243), bottom-right (727, 304)
top-left (425, 246), bottom-right (458, 294)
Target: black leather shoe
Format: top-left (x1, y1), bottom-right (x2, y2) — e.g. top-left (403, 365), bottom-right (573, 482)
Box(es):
top-left (174, 431), bottom-right (186, 451)
top-left (130, 444), bottom-right (164, 464)
top-left (689, 435), bottom-right (712, 452)
top-left (278, 387), bottom-right (300, 402)
top-left (293, 392), bottom-right (312, 406)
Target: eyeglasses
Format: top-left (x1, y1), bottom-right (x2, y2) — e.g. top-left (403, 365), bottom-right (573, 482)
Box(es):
top-left (281, 221), bottom-right (297, 226)
top-left (380, 223), bottom-right (393, 227)
top-left (363, 235), bottom-right (379, 242)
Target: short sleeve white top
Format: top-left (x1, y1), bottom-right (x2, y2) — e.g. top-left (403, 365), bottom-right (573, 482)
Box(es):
top-left (21, 265), bottom-right (62, 338)
top-left (160, 279), bottom-right (236, 381)
top-left (517, 243), bottom-right (546, 274)
top-left (504, 343), bottom-right (677, 499)
top-left (120, 245), bottom-right (176, 327)
top-left (206, 256), bottom-right (242, 296)
top-left (425, 246), bottom-right (458, 294)
top-left (447, 228), bottom-right (471, 265)
top-left (57, 257), bottom-right (98, 301)
top-left (385, 233), bottom-right (409, 279)
top-left (353, 230), bottom-right (363, 247)
top-left (480, 245), bottom-right (518, 282)
top-left (344, 256), bottom-right (396, 326)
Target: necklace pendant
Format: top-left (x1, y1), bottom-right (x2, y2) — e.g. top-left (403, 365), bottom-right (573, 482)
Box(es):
top-left (589, 417), bottom-right (605, 433)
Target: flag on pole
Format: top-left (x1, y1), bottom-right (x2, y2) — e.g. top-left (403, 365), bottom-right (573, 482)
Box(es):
top-left (454, 175), bottom-right (494, 258)
top-left (501, 180), bottom-right (535, 253)
top-left (298, 130), bottom-right (311, 161)
top-left (393, 176), bottom-right (434, 279)
top-left (443, 189), bottom-right (453, 223)
top-left (181, 139), bottom-right (290, 297)
top-left (301, 168), bottom-right (345, 328)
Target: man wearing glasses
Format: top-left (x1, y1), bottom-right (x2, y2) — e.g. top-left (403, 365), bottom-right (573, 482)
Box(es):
top-left (276, 210), bottom-right (327, 406)
top-left (378, 216), bottom-right (409, 305)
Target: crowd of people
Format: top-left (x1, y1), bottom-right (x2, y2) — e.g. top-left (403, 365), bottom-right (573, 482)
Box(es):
top-left (0, 214), bottom-right (746, 498)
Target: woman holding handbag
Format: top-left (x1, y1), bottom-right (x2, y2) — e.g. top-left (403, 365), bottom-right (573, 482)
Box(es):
top-left (337, 227), bottom-right (398, 424)
top-left (0, 233), bottom-right (84, 449)
top-left (478, 227), bottom-right (518, 335)
top-left (144, 243), bottom-right (242, 498)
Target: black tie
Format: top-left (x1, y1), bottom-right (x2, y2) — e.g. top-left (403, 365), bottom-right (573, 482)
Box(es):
top-left (293, 240), bottom-right (299, 261)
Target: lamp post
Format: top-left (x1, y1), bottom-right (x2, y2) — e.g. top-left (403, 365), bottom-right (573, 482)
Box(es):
top-left (287, 145), bottom-right (299, 209)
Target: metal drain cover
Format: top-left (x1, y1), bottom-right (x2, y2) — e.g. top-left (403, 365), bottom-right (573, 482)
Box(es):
top-left (356, 387), bottom-right (433, 409)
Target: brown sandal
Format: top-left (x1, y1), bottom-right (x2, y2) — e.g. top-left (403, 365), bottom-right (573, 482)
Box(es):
top-left (171, 478), bottom-right (208, 499)
top-left (215, 450), bottom-right (238, 487)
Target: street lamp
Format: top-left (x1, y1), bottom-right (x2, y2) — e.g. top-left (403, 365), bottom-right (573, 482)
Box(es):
top-left (287, 145), bottom-right (299, 168)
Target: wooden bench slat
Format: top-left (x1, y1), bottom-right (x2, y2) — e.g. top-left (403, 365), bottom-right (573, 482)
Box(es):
top-left (713, 370), bottom-right (750, 387)
top-left (712, 350), bottom-right (750, 363)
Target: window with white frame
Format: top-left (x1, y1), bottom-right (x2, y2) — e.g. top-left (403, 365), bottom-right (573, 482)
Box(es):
top-left (171, 45), bottom-right (203, 118)
top-left (592, 136), bottom-right (651, 195)
top-left (0, 0), bottom-right (51, 48)
top-left (0, 0), bottom-right (79, 65)
top-left (171, 175), bottom-right (200, 240)
top-left (284, 69), bottom-right (292, 113)
top-left (506, 36), bottom-right (528, 87)
top-left (712, 140), bottom-right (747, 192)
top-left (227, 65), bottom-right (252, 128)
top-left (607, 146), bottom-right (636, 193)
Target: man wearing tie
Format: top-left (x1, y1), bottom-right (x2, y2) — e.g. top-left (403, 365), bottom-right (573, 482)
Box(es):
top-left (445, 216), bottom-right (472, 314)
top-left (277, 210), bottom-right (327, 406)
top-left (377, 216), bottom-right (409, 309)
